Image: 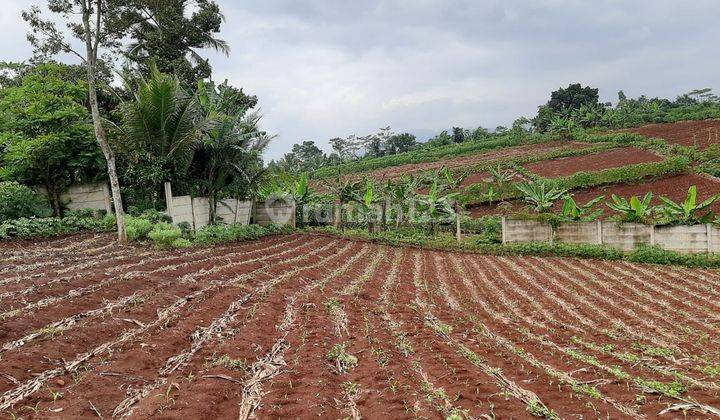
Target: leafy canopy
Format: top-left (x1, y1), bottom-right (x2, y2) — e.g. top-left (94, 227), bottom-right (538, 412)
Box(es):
top-left (0, 63), bottom-right (104, 214)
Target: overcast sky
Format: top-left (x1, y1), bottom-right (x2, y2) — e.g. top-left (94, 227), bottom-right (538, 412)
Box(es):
top-left (3, 1), bottom-right (720, 160)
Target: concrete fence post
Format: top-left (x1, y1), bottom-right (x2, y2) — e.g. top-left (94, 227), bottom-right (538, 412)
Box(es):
top-left (164, 182), bottom-right (173, 214)
top-left (501, 217), bottom-right (507, 244)
top-left (650, 225), bottom-right (656, 246)
top-left (707, 223), bottom-right (713, 254)
top-left (102, 183), bottom-right (112, 214)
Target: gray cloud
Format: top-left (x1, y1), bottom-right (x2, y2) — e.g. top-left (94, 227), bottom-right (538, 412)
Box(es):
top-left (4, 1), bottom-right (720, 160)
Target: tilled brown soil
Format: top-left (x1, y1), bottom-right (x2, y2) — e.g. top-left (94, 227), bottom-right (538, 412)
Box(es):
top-left (623, 119), bottom-right (720, 150)
top-left (469, 173), bottom-right (720, 219)
top-left (328, 141), bottom-right (595, 183)
top-left (523, 147), bottom-right (663, 178)
top-left (2, 233), bottom-right (720, 419)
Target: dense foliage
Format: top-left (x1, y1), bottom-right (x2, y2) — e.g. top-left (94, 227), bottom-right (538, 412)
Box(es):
top-left (0, 210), bottom-right (115, 240)
top-left (0, 181), bottom-right (50, 222)
top-left (0, 63), bottom-right (104, 215)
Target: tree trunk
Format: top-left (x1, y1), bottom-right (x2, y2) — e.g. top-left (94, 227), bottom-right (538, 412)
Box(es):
top-left (380, 201), bottom-right (387, 231)
top-left (45, 182), bottom-right (61, 217)
top-left (209, 193), bottom-right (216, 225)
top-left (82, 0), bottom-right (127, 243)
top-left (333, 201), bottom-right (342, 230)
top-left (455, 202), bottom-right (462, 242)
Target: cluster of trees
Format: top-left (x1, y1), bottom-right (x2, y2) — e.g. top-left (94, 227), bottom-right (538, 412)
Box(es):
top-left (271, 127), bottom-right (420, 173)
top-left (0, 0), bottom-right (267, 242)
top-left (272, 121), bottom-right (534, 174)
top-left (534, 83), bottom-right (720, 136)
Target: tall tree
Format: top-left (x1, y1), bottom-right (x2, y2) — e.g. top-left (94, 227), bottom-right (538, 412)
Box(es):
top-left (385, 133), bottom-right (417, 154)
top-left (0, 63), bottom-right (104, 215)
top-left (116, 66), bottom-right (205, 203)
top-left (276, 141), bottom-right (327, 172)
top-left (192, 80), bottom-right (272, 223)
top-left (23, 0), bottom-right (132, 241)
top-left (546, 83), bottom-right (600, 112)
top-left (118, 0), bottom-right (229, 86)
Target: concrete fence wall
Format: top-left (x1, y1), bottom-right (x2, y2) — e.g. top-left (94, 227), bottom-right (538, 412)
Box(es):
top-left (253, 200), bottom-right (296, 227)
top-left (164, 182), bottom-right (253, 230)
top-left (34, 182), bottom-right (112, 213)
top-left (502, 217), bottom-right (720, 254)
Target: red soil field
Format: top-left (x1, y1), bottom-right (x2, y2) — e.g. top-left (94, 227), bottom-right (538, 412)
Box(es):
top-left (523, 147), bottom-right (662, 178)
top-left (468, 173), bottom-right (720, 219)
top-left (348, 141), bottom-right (594, 181)
top-left (2, 233), bottom-right (720, 418)
top-left (560, 173), bottom-right (720, 215)
top-left (623, 119), bottom-right (720, 149)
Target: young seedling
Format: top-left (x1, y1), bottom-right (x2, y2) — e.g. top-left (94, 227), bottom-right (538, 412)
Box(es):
top-left (327, 343), bottom-right (358, 374)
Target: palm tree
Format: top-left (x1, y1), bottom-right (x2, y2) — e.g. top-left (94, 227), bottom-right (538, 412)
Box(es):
top-left (118, 66), bottom-right (205, 202)
top-left (192, 81), bottom-right (272, 224)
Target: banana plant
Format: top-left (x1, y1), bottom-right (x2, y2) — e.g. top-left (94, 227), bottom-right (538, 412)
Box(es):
top-left (388, 174), bottom-right (419, 227)
top-left (437, 166), bottom-right (467, 191)
top-left (483, 185), bottom-right (498, 204)
top-left (606, 192), bottom-right (655, 223)
top-left (515, 182), bottom-right (567, 213)
top-left (489, 165), bottom-right (515, 185)
top-left (354, 178), bottom-right (381, 233)
top-left (291, 173), bottom-right (314, 227)
top-left (560, 195), bottom-right (605, 221)
top-left (322, 176), bottom-right (363, 230)
top-left (657, 185), bottom-right (720, 225)
top-left (417, 179), bottom-right (458, 235)
top-left (549, 116), bottom-right (576, 139)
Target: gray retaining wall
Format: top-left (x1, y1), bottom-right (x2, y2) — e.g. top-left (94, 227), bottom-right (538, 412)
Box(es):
top-left (34, 182), bottom-right (112, 213)
top-left (502, 217), bottom-right (720, 254)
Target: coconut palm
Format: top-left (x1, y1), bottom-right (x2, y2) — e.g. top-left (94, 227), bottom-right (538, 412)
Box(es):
top-left (192, 83), bottom-right (272, 223)
top-left (117, 66), bottom-right (206, 201)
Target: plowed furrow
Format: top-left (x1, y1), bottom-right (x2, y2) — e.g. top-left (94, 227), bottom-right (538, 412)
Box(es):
top-left (0, 237), bottom-right (114, 280)
top-left (0, 234), bottom-right (107, 267)
top-left (239, 244), bottom-right (385, 419)
top-left (0, 237), bottom-right (338, 415)
top-left (110, 239), bottom-right (357, 419)
top-left (458, 254), bottom-right (720, 417)
top-left (503, 256), bottom-right (694, 356)
top-left (0, 238), bottom-right (326, 399)
top-left (0, 235), bottom-right (305, 335)
top-left (601, 260), bottom-right (720, 328)
top-left (0, 237), bottom-right (314, 356)
top-left (0, 234), bottom-right (300, 313)
top-left (554, 258), bottom-right (720, 355)
top-left (119, 239), bottom-right (364, 419)
top-left (408, 251), bottom-right (543, 418)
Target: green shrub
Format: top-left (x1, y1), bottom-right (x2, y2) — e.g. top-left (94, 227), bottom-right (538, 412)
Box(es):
top-left (148, 222), bottom-right (184, 249)
top-left (138, 209), bottom-right (172, 223)
top-left (0, 214), bottom-right (115, 240)
top-left (0, 181), bottom-right (51, 222)
top-left (193, 223), bottom-right (288, 246)
top-left (125, 216), bottom-right (155, 242)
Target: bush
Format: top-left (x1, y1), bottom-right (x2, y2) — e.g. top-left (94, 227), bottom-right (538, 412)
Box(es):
top-left (125, 216), bottom-right (155, 242)
top-left (0, 181), bottom-right (50, 222)
top-left (0, 213), bottom-right (115, 240)
top-left (147, 222), bottom-right (185, 249)
top-left (193, 223), bottom-right (288, 246)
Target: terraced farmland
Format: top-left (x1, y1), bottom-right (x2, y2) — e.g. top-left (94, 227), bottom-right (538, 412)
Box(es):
top-left (624, 119), bottom-right (720, 150)
top-left (523, 147), bottom-right (663, 178)
top-left (1, 233), bottom-right (720, 418)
